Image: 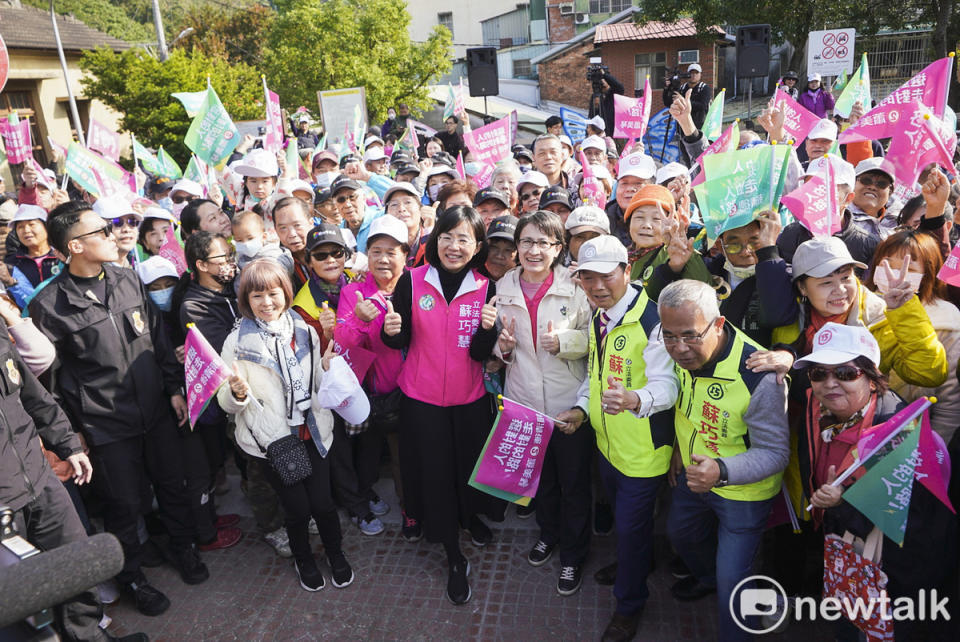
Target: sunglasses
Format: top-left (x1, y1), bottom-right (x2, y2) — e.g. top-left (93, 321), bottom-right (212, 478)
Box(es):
top-left (72, 223), bottom-right (113, 241)
top-left (311, 247), bottom-right (346, 262)
top-left (857, 176), bottom-right (891, 190)
top-left (110, 216), bottom-right (141, 229)
top-left (807, 365), bottom-right (864, 382)
top-left (336, 192), bottom-right (361, 204)
top-left (171, 194), bottom-right (196, 204)
top-left (521, 190), bottom-right (543, 201)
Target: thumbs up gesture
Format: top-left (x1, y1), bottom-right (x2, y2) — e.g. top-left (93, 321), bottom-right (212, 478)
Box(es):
top-left (498, 316), bottom-right (517, 354)
top-left (228, 361), bottom-right (250, 401)
top-left (383, 299), bottom-right (402, 336)
top-left (354, 290), bottom-right (379, 322)
top-left (318, 300), bottom-right (337, 339)
top-left (811, 465), bottom-right (843, 509)
top-left (600, 375), bottom-right (640, 415)
top-left (480, 295), bottom-right (498, 330)
top-left (685, 453), bottom-right (721, 493)
top-left (540, 319), bottom-right (560, 355)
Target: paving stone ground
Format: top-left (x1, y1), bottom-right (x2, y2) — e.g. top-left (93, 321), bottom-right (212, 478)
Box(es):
top-left (105, 470), bottom-right (833, 641)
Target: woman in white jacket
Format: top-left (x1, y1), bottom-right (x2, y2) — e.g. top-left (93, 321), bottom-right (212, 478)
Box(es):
top-left (218, 259), bottom-right (369, 592)
top-left (494, 210), bottom-right (594, 596)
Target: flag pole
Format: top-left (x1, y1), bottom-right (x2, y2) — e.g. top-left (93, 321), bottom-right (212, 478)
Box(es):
top-left (50, 1), bottom-right (85, 146)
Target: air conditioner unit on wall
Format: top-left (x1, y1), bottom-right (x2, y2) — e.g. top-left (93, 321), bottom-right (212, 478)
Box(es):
top-left (558, 2), bottom-right (574, 15)
top-left (574, 13), bottom-right (590, 24)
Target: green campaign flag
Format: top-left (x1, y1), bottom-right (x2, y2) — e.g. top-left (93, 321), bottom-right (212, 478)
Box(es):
top-left (171, 91), bottom-right (207, 117)
top-left (702, 89), bottom-right (725, 142)
top-left (184, 86), bottom-right (241, 165)
top-left (834, 54), bottom-right (871, 119)
top-left (443, 83), bottom-right (457, 121)
top-left (64, 141), bottom-right (127, 196)
top-left (842, 421), bottom-right (921, 545)
top-left (183, 155), bottom-right (205, 184)
top-left (833, 69), bottom-right (849, 92)
top-left (698, 145), bottom-right (784, 242)
top-left (827, 139), bottom-right (841, 156)
top-left (131, 135), bottom-right (160, 175)
top-left (155, 146), bottom-right (183, 179)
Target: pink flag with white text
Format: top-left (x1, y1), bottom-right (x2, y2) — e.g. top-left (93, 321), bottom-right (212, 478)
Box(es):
top-left (87, 117), bottom-right (120, 161)
top-left (0, 114), bottom-right (31, 164)
top-left (463, 115), bottom-right (513, 166)
top-left (780, 174), bottom-right (840, 236)
top-left (612, 79), bottom-right (651, 139)
top-left (772, 89), bottom-right (821, 148)
top-left (263, 82), bottom-right (284, 155)
top-left (184, 325), bottom-right (231, 429)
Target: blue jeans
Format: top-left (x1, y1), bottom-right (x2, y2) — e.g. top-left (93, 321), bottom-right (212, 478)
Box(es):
top-left (597, 453), bottom-right (664, 615)
top-left (667, 471), bottom-right (773, 642)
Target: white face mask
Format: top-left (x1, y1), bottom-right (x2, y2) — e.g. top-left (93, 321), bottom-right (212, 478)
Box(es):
top-left (724, 259), bottom-right (756, 280)
top-left (313, 171), bottom-right (336, 189)
top-left (428, 183), bottom-right (443, 201)
top-left (172, 201), bottom-right (188, 218)
top-left (234, 238), bottom-right (263, 260)
top-left (873, 269), bottom-right (923, 294)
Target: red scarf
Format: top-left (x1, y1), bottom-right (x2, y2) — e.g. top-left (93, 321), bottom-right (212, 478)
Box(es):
top-left (804, 308), bottom-right (847, 354)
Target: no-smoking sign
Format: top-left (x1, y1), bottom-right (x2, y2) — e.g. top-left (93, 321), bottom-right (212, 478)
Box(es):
top-left (808, 28), bottom-right (856, 77)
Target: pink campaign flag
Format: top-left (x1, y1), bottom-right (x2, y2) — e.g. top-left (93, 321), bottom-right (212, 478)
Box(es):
top-left (840, 57), bottom-right (954, 143)
top-left (612, 79), bottom-right (651, 139)
top-left (772, 88), bottom-right (821, 147)
top-left (886, 105), bottom-right (958, 185)
top-left (159, 224), bottom-right (188, 275)
top-left (579, 150), bottom-right (605, 208)
top-left (472, 397), bottom-right (555, 498)
top-left (471, 161), bottom-right (496, 189)
top-left (184, 324), bottom-right (232, 429)
top-left (780, 174), bottom-right (840, 237)
top-left (456, 151), bottom-right (466, 181)
top-left (691, 120), bottom-right (739, 187)
top-left (47, 136), bottom-right (67, 160)
top-left (938, 242), bottom-right (960, 286)
top-left (916, 412), bottom-right (955, 512)
top-left (463, 114), bottom-right (513, 166)
top-left (262, 79), bottom-right (284, 155)
top-left (331, 340), bottom-right (376, 384)
top-left (0, 115), bottom-right (32, 164)
top-left (87, 117), bottom-right (120, 162)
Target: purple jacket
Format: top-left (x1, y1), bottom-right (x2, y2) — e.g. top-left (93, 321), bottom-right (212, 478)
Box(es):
top-left (798, 88), bottom-right (835, 118)
top-left (334, 274), bottom-right (404, 395)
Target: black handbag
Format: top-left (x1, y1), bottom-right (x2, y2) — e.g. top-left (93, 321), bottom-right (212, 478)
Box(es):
top-left (265, 434), bottom-right (313, 486)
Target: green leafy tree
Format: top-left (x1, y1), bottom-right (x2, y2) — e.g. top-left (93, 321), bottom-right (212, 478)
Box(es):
top-left (24, 0), bottom-right (154, 42)
top-left (79, 48), bottom-right (264, 163)
top-left (167, 2), bottom-right (275, 66)
top-left (263, 0), bottom-right (452, 122)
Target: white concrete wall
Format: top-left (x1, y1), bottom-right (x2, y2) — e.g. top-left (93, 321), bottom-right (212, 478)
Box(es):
top-left (405, 0), bottom-right (520, 59)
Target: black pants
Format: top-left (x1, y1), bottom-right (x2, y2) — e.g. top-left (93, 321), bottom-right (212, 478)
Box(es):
top-left (181, 417), bottom-right (228, 544)
top-left (87, 415), bottom-right (193, 584)
top-left (400, 394), bottom-right (502, 545)
top-left (535, 424), bottom-right (594, 565)
top-left (262, 443), bottom-right (342, 564)
top-left (328, 416), bottom-right (371, 518)
top-left (352, 413), bottom-right (395, 502)
top-left (14, 477), bottom-right (108, 642)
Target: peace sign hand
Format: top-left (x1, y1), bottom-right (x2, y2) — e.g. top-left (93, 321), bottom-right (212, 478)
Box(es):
top-left (880, 255), bottom-right (915, 310)
top-left (666, 219), bottom-right (694, 274)
top-left (498, 316), bottom-right (517, 354)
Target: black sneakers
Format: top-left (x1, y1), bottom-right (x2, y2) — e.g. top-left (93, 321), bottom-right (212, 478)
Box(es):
top-left (328, 552), bottom-right (354, 588)
top-left (401, 509), bottom-right (423, 542)
top-left (446, 556), bottom-right (472, 605)
top-left (295, 558), bottom-right (325, 591)
top-left (122, 576), bottom-right (170, 616)
top-left (170, 543), bottom-right (209, 585)
top-left (465, 515), bottom-right (493, 547)
top-left (527, 540), bottom-right (555, 567)
top-left (557, 565), bottom-right (583, 596)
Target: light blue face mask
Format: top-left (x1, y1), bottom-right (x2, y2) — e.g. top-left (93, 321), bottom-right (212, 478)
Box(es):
top-left (464, 162), bottom-right (483, 176)
top-left (148, 286), bottom-right (175, 312)
top-left (157, 197), bottom-right (174, 212)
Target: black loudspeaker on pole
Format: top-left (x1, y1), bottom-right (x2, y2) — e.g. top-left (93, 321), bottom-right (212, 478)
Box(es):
top-left (466, 47), bottom-right (499, 98)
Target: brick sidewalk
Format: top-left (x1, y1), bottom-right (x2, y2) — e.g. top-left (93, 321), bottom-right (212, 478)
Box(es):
top-left (105, 476), bottom-right (831, 641)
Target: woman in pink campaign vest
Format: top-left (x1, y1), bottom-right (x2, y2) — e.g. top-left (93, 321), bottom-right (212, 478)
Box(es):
top-left (382, 205), bottom-right (500, 605)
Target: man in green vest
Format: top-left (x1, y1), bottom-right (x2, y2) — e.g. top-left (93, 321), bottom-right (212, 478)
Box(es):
top-left (555, 235), bottom-right (678, 642)
top-left (658, 279), bottom-right (789, 642)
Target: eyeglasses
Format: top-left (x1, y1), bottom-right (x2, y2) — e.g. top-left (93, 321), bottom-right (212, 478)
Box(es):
top-left (807, 365), bottom-right (864, 382)
top-left (110, 216), bottom-right (141, 229)
top-left (171, 194), bottom-right (196, 204)
top-left (438, 234), bottom-right (476, 248)
top-left (857, 176), bottom-right (892, 190)
top-left (72, 223), bottom-right (113, 242)
top-left (661, 317), bottom-right (718, 346)
top-left (518, 238), bottom-right (561, 251)
top-left (521, 189), bottom-right (543, 202)
top-left (203, 253), bottom-right (235, 265)
top-left (311, 247), bottom-right (346, 262)
top-left (721, 238), bottom-right (760, 256)
top-left (336, 192), bottom-right (361, 204)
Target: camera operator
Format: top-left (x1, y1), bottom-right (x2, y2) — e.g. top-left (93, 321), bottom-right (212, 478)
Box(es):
top-left (663, 63), bottom-right (713, 129)
top-left (0, 316), bottom-right (146, 641)
top-left (586, 61), bottom-right (624, 138)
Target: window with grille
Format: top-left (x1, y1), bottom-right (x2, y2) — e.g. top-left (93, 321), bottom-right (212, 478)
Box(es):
top-left (635, 52), bottom-right (667, 91)
top-left (438, 12), bottom-right (453, 38)
top-left (589, 0), bottom-right (632, 12)
top-left (513, 59), bottom-right (532, 78)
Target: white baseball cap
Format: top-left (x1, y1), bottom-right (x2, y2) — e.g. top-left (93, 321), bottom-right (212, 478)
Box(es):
top-left (565, 205), bottom-right (611, 234)
top-left (383, 181), bottom-right (421, 204)
top-left (93, 194), bottom-right (141, 220)
top-left (808, 73), bottom-right (822, 82)
top-left (581, 135), bottom-right (606, 152)
top-left (298, 114), bottom-right (310, 123)
top-left (170, 179), bottom-right (204, 198)
top-left (794, 322), bottom-right (881, 369)
top-left (588, 115), bottom-right (605, 131)
top-left (804, 154), bottom-right (856, 188)
top-left (575, 235), bottom-right (628, 274)
top-left (558, 134), bottom-right (574, 151)
top-left (656, 162), bottom-right (689, 185)
top-left (142, 206), bottom-right (177, 223)
top-left (363, 135), bottom-right (384, 148)
top-left (12, 204), bottom-right (47, 224)
top-left (688, 63), bottom-right (702, 73)
top-left (137, 255), bottom-right (180, 285)
top-left (280, 178), bottom-right (315, 198)
top-left (854, 157), bottom-right (896, 183)
top-left (517, 170), bottom-right (550, 192)
top-left (233, 148), bottom-right (279, 178)
top-left (363, 146), bottom-right (387, 163)
top-left (807, 118), bottom-right (838, 142)
top-left (367, 214), bottom-right (409, 245)
top-left (618, 153), bottom-right (657, 180)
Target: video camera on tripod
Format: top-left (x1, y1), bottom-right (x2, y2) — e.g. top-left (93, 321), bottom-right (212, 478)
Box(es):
top-left (586, 57), bottom-right (609, 95)
top-left (665, 66), bottom-right (691, 92)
